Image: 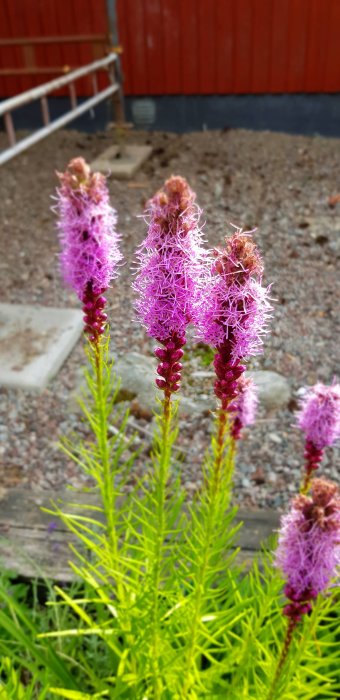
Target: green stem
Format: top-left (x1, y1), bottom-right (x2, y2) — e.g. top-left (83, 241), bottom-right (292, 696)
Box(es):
top-left (213, 407), bottom-right (232, 495)
top-left (181, 406), bottom-right (234, 697)
top-left (267, 617), bottom-right (297, 700)
top-left (150, 392), bottom-right (172, 699)
top-left (93, 340), bottom-right (120, 592)
top-left (300, 469), bottom-right (312, 494)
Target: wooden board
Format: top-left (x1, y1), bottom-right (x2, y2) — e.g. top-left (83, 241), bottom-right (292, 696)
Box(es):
top-left (0, 487), bottom-right (280, 582)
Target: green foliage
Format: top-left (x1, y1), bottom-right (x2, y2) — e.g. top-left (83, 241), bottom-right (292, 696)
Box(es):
top-left (188, 342), bottom-right (215, 368)
top-left (0, 336), bottom-right (339, 698)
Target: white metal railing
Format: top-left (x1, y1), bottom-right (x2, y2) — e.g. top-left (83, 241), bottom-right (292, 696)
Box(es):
top-left (0, 53), bottom-right (123, 166)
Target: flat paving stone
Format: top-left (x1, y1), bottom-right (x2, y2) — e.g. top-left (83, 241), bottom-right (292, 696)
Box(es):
top-left (0, 303), bottom-right (83, 391)
top-left (91, 144), bottom-right (152, 179)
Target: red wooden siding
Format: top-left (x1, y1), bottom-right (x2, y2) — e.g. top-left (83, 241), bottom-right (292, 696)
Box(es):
top-left (0, 0), bottom-right (109, 97)
top-left (1, 0), bottom-right (340, 99)
top-left (117, 0), bottom-right (340, 95)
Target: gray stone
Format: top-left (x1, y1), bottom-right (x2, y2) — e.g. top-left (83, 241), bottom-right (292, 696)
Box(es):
top-left (191, 370), bottom-right (215, 380)
top-left (0, 303), bottom-right (83, 391)
top-left (92, 352), bottom-right (292, 417)
top-left (267, 432), bottom-right (282, 444)
top-left (248, 370), bottom-right (291, 410)
top-left (214, 181), bottom-right (223, 199)
top-left (113, 351), bottom-right (208, 417)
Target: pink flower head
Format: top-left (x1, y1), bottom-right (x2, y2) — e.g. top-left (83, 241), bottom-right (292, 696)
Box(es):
top-left (133, 175), bottom-right (206, 343)
top-left (197, 229), bottom-right (272, 362)
top-left (56, 157), bottom-right (122, 302)
top-left (230, 376), bottom-right (258, 439)
top-left (296, 381), bottom-right (340, 450)
top-left (275, 478), bottom-right (340, 620)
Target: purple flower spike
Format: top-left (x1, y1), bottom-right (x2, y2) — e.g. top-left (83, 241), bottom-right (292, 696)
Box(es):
top-left (230, 376), bottom-right (258, 439)
top-left (275, 478), bottom-right (340, 621)
top-left (297, 381), bottom-right (340, 451)
top-left (56, 157), bottom-right (122, 342)
top-left (196, 229), bottom-right (272, 410)
top-left (296, 381), bottom-right (340, 488)
top-left (133, 175), bottom-right (206, 397)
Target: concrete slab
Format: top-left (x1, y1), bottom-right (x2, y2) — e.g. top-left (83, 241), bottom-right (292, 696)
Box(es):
top-left (91, 144), bottom-right (152, 179)
top-left (0, 304), bottom-right (83, 391)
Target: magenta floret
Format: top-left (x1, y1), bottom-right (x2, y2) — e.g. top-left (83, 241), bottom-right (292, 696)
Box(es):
top-left (195, 229), bottom-right (272, 409)
top-left (133, 176), bottom-right (206, 397)
top-left (199, 276), bottom-right (271, 362)
top-left (275, 479), bottom-right (340, 620)
top-left (197, 229), bottom-right (272, 361)
top-left (297, 381), bottom-right (340, 450)
top-left (133, 175), bottom-right (206, 342)
top-left (230, 376), bottom-right (258, 439)
top-left (56, 157), bottom-right (122, 302)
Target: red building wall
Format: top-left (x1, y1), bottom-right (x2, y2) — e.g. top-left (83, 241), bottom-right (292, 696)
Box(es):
top-left (1, 0), bottom-right (340, 98)
top-left (0, 0), bottom-right (108, 97)
top-left (117, 0), bottom-right (340, 95)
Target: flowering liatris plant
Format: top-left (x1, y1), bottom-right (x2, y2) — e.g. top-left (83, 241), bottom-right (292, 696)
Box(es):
top-left (6, 169), bottom-right (338, 700)
top-left (276, 478), bottom-right (340, 620)
top-left (230, 375), bottom-right (258, 440)
top-left (131, 176), bottom-right (208, 694)
top-left (133, 175), bottom-right (205, 402)
top-left (198, 228), bottom-right (271, 410)
top-left (268, 478), bottom-right (340, 699)
top-left (55, 158), bottom-right (124, 585)
top-left (56, 156), bottom-right (122, 344)
top-left (296, 381), bottom-right (340, 492)
top-left (195, 228), bottom-right (271, 486)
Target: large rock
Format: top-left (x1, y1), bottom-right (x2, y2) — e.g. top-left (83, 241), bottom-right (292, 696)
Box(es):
top-left (248, 370), bottom-right (291, 410)
top-left (114, 356), bottom-right (291, 415)
top-left (114, 352), bottom-right (199, 417)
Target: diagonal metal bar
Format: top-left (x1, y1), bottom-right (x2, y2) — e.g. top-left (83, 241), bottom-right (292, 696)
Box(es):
top-left (0, 53), bottom-right (125, 167)
top-left (0, 54), bottom-right (117, 117)
top-left (0, 85), bottom-right (118, 166)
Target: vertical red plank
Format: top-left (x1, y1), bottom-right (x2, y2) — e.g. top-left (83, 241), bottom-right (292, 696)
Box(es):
top-left (5, 0), bottom-right (27, 93)
top-left (179, 0), bottom-right (199, 93)
top-left (122, 0), bottom-right (147, 94)
top-left (286, 0), bottom-right (309, 92)
top-left (21, 0), bottom-right (45, 89)
top-left (197, 0), bottom-right (217, 94)
top-left (304, 0), bottom-right (329, 92)
top-left (269, 0), bottom-right (290, 92)
top-left (54, 0), bottom-right (81, 96)
top-left (38, 0), bottom-right (62, 82)
top-left (0, 1), bottom-right (16, 96)
top-left (92, 0), bottom-right (109, 91)
top-left (72, 0), bottom-right (95, 95)
top-left (251, 0), bottom-right (272, 92)
top-left (216, 0), bottom-right (235, 94)
top-left (116, 0), bottom-right (132, 94)
top-left (143, 0), bottom-right (164, 94)
top-left (234, 0), bottom-right (253, 93)
top-left (70, 0), bottom-right (88, 94)
top-left (162, 0), bottom-right (181, 93)
top-left (324, 0), bottom-right (340, 91)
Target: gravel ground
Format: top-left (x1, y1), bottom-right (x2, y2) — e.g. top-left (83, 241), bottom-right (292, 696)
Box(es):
top-left (0, 127), bottom-right (339, 510)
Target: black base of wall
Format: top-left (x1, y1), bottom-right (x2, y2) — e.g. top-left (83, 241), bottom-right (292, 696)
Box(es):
top-left (0, 97), bottom-right (111, 133)
top-left (126, 94), bottom-right (340, 137)
top-left (1, 94), bottom-right (340, 137)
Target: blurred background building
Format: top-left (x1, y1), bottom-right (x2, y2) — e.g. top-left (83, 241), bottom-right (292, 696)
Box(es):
top-left (1, 0), bottom-right (340, 135)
